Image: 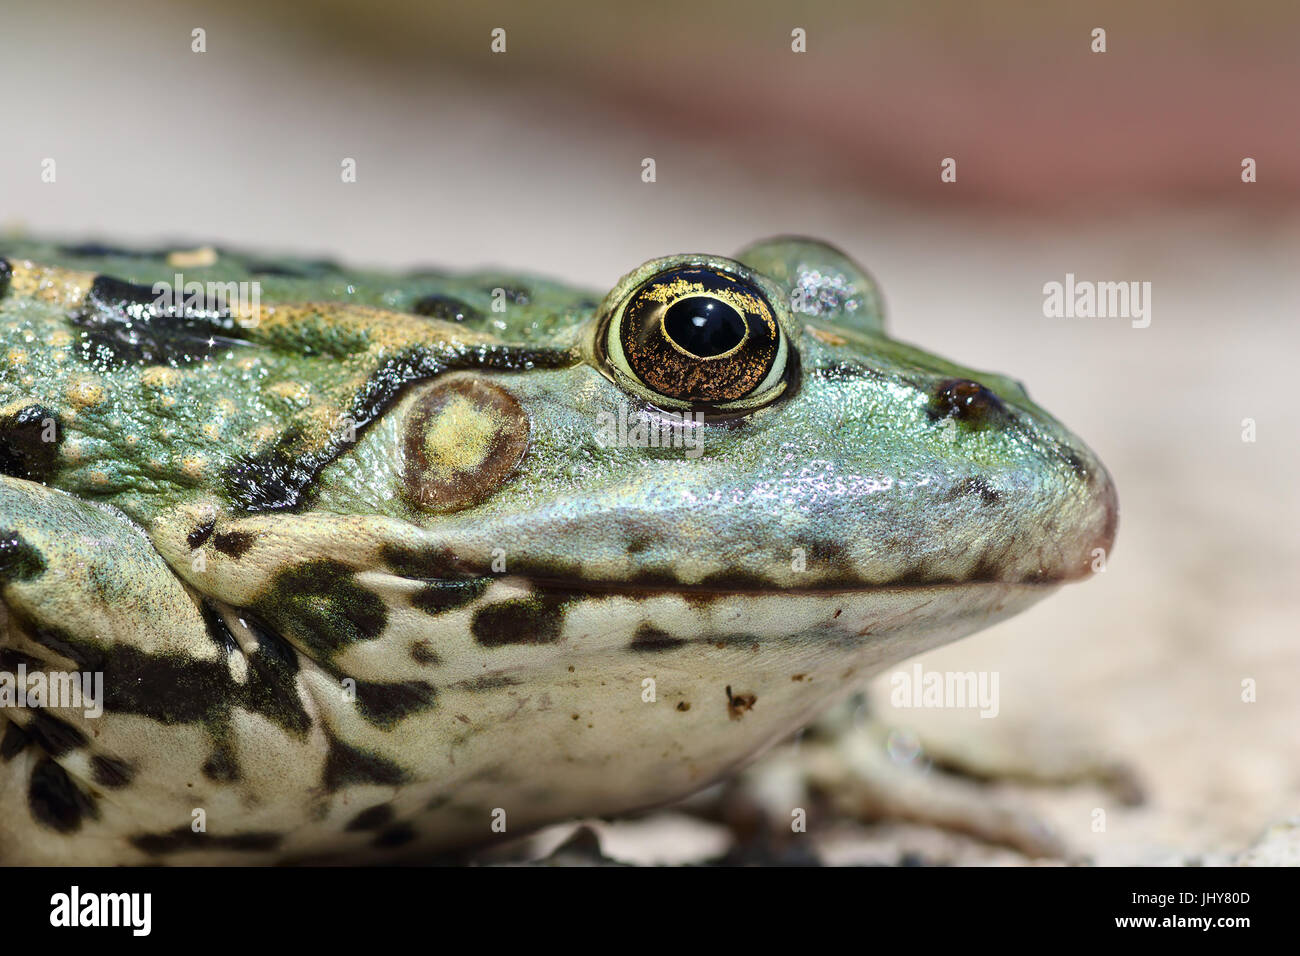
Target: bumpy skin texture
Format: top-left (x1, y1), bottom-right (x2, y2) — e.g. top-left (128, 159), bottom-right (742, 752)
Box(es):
top-left (0, 238), bottom-right (1116, 864)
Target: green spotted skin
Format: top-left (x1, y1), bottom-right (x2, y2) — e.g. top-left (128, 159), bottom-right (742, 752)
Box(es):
top-left (0, 237), bottom-right (1116, 864)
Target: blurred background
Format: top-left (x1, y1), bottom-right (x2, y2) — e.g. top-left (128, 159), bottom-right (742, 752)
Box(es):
top-left (2, 0), bottom-right (1297, 864)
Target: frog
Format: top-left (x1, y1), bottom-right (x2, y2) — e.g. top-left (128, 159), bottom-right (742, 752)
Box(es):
top-left (0, 236), bottom-right (1116, 864)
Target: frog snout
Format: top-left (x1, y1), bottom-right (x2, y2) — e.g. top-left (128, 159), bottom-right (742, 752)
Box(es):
top-left (1082, 460), bottom-right (1119, 574)
top-left (1040, 448), bottom-right (1118, 583)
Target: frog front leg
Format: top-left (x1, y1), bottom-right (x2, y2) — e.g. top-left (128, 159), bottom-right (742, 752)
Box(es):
top-left (719, 694), bottom-right (1141, 863)
top-left (0, 474), bottom-right (334, 864)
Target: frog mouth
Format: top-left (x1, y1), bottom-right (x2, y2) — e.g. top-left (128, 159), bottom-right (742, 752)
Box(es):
top-left (432, 472), bottom-right (1117, 596)
top-left (467, 564), bottom-right (1096, 598)
top-left (405, 438), bottom-right (1119, 599)
top-left (418, 513), bottom-right (1115, 597)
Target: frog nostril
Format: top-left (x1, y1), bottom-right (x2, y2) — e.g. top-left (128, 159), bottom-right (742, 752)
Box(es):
top-left (927, 378), bottom-right (1007, 428)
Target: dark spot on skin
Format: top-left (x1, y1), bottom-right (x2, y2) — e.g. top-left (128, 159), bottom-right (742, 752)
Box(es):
top-left (410, 640), bottom-right (441, 666)
top-left (352, 680), bottom-right (437, 730)
top-left (16, 613), bottom-right (310, 736)
top-left (691, 570), bottom-right (779, 596)
top-left (80, 643), bottom-right (230, 721)
top-left (24, 710), bottom-right (87, 757)
top-left (725, 685), bottom-right (757, 720)
top-left (29, 757), bottom-right (98, 833)
top-left (676, 701), bottom-right (691, 712)
top-left (323, 736), bottom-right (410, 792)
top-left (129, 826), bottom-right (283, 856)
top-left (58, 242), bottom-right (160, 259)
top-left (0, 529), bottom-right (46, 582)
top-left (629, 625), bottom-right (687, 652)
top-left (479, 555), bottom-right (587, 587)
top-left (973, 555), bottom-right (1004, 579)
top-left (87, 275), bottom-right (162, 307)
top-left (255, 560), bottom-right (387, 657)
top-left (928, 378), bottom-right (1008, 429)
top-left (1, 720), bottom-right (31, 760)
top-left (74, 274), bottom-right (250, 369)
top-left (346, 804), bottom-right (395, 831)
top-left (412, 294), bottom-right (484, 322)
top-left (791, 674), bottom-right (806, 681)
top-left (411, 578), bottom-right (490, 615)
top-left (806, 539), bottom-right (850, 567)
top-left (471, 593), bottom-right (570, 647)
top-left (372, 824), bottom-right (417, 848)
top-left (213, 530), bottom-right (256, 558)
top-left (378, 543), bottom-right (461, 579)
top-left (239, 619), bottom-right (312, 737)
top-left (0, 405), bottom-right (61, 483)
top-left (625, 534), bottom-right (655, 555)
top-left (187, 519), bottom-right (215, 549)
top-left (298, 257), bottom-right (343, 274)
top-left (201, 739), bottom-right (241, 782)
top-left (0, 257), bottom-right (11, 298)
top-left (454, 674), bottom-right (519, 691)
top-left (946, 476), bottom-right (1002, 506)
top-left (90, 754), bottom-right (136, 789)
top-left (223, 344), bottom-right (576, 513)
top-left (245, 262), bottom-right (309, 278)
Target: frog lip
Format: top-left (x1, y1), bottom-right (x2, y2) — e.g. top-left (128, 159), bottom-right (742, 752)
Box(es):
top-left (429, 489), bottom-right (1117, 594)
top-left (442, 565), bottom-right (1094, 596)
top-left (438, 470), bottom-right (1118, 595)
top-left (410, 451), bottom-right (1119, 595)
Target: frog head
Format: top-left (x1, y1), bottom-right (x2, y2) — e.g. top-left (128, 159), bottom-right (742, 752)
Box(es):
top-left (157, 238), bottom-right (1113, 840)
top-left (0, 238), bottom-right (1116, 860)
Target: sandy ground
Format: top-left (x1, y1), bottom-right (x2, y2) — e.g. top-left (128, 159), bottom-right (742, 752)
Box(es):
top-left (2, 0), bottom-right (1296, 865)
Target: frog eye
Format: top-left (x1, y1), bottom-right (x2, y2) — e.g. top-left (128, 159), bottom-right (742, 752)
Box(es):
top-left (603, 265), bottom-right (789, 410)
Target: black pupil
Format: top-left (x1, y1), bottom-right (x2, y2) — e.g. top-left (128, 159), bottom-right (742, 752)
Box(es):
top-left (662, 296), bottom-right (746, 357)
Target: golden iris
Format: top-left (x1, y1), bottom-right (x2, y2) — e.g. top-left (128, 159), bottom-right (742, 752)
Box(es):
top-left (613, 266), bottom-right (780, 404)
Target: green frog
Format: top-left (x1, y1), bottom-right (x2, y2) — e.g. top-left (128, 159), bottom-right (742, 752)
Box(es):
top-left (0, 237), bottom-right (1116, 864)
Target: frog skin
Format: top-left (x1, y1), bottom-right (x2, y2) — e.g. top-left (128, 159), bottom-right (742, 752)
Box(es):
top-left (0, 237), bottom-right (1116, 864)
